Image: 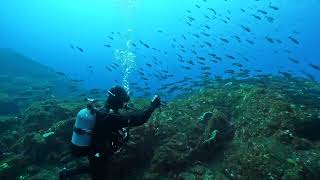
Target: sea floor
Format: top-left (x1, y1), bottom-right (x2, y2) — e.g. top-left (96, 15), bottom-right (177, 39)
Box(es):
top-left (1, 76), bottom-right (320, 180)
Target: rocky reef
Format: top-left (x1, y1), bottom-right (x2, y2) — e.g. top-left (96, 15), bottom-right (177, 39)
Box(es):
top-left (0, 49), bottom-right (82, 116)
top-left (0, 76), bottom-right (320, 180)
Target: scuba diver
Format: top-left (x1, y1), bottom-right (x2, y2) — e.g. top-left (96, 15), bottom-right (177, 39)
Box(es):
top-left (59, 86), bottom-right (161, 180)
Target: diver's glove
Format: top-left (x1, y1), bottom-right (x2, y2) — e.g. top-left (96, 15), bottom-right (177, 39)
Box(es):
top-left (150, 95), bottom-right (161, 111)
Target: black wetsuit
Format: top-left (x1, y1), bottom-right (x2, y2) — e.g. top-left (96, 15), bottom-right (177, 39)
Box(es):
top-left (60, 103), bottom-right (157, 180)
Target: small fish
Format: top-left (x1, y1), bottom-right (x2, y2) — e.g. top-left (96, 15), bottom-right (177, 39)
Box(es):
top-left (108, 36), bottom-right (114, 40)
top-left (288, 36), bottom-right (300, 45)
top-left (288, 57), bottom-right (299, 64)
top-left (242, 57), bottom-right (249, 62)
top-left (215, 56), bottom-right (222, 60)
top-left (188, 16), bottom-right (195, 21)
top-left (240, 69), bottom-right (250, 73)
top-left (220, 38), bottom-right (229, 43)
top-left (131, 42), bottom-right (137, 47)
top-left (275, 39), bottom-right (282, 43)
top-left (265, 15), bottom-right (274, 21)
top-left (204, 25), bottom-right (210, 29)
top-left (208, 53), bottom-right (216, 57)
top-left (198, 61), bottom-right (205, 65)
top-left (246, 40), bottom-right (254, 45)
top-left (193, 33), bottom-right (200, 38)
top-left (70, 44), bottom-right (74, 49)
top-left (187, 60), bottom-right (195, 65)
top-left (233, 36), bottom-right (241, 42)
top-left (201, 66), bottom-right (211, 71)
top-left (226, 55), bottom-right (235, 59)
top-left (152, 47), bottom-right (159, 51)
top-left (139, 40), bottom-right (150, 48)
top-left (71, 79), bottom-right (84, 83)
top-left (201, 32), bottom-right (210, 37)
top-left (210, 59), bottom-right (218, 63)
top-left (56, 72), bottom-right (66, 76)
top-left (182, 66), bottom-right (191, 70)
top-left (278, 71), bottom-right (292, 78)
top-left (195, 4), bottom-right (200, 8)
top-left (76, 47), bottom-right (84, 52)
top-left (240, 25), bottom-right (251, 32)
top-left (197, 56), bottom-right (206, 61)
top-left (252, 14), bottom-right (261, 20)
top-left (204, 15), bottom-right (211, 19)
top-left (221, 19), bottom-right (228, 24)
top-left (105, 66), bottom-right (112, 71)
top-left (265, 37), bottom-right (274, 43)
top-left (204, 41), bottom-right (212, 47)
top-left (257, 10), bottom-right (267, 15)
top-left (269, 5), bottom-right (279, 10)
top-left (309, 64), bottom-right (320, 71)
top-left (207, 8), bottom-right (217, 15)
top-left (104, 44), bottom-right (112, 48)
top-left (232, 62), bottom-right (243, 67)
top-left (112, 63), bottom-right (120, 67)
top-left (138, 71), bottom-right (145, 76)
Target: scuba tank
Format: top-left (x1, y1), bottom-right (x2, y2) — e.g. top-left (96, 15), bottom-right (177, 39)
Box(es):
top-left (71, 99), bottom-right (96, 147)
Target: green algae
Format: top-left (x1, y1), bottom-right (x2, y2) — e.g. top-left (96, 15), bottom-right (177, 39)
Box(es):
top-left (1, 76), bottom-right (320, 179)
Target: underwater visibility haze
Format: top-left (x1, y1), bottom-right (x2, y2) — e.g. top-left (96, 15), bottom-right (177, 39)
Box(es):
top-left (1, 0), bottom-right (320, 179)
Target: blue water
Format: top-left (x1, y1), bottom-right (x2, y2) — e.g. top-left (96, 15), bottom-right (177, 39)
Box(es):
top-left (1, 0), bottom-right (320, 97)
